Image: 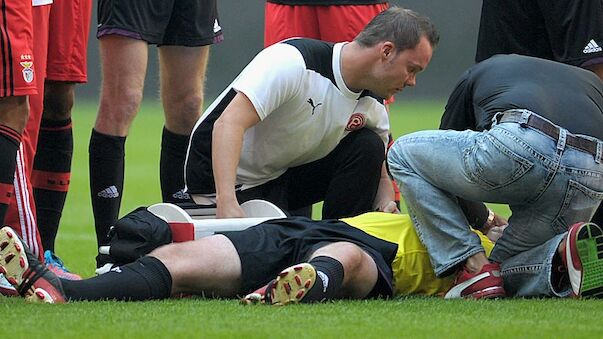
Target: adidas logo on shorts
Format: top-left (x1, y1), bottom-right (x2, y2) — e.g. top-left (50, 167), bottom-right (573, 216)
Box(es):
top-left (583, 39), bottom-right (602, 54)
top-left (172, 189), bottom-right (190, 200)
top-left (97, 185), bottom-right (120, 199)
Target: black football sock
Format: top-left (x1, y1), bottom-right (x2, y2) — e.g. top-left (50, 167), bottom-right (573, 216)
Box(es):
top-left (89, 129), bottom-right (125, 251)
top-left (60, 256), bottom-right (172, 301)
top-left (0, 124), bottom-right (21, 225)
top-left (160, 127), bottom-right (191, 203)
top-left (302, 256), bottom-right (345, 302)
top-left (32, 118), bottom-right (73, 252)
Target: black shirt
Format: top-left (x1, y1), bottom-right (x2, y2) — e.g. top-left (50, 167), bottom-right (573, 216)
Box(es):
top-left (440, 54), bottom-right (603, 141)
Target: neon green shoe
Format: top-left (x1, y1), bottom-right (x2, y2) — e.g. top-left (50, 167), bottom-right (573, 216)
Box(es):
top-left (564, 222), bottom-right (603, 298)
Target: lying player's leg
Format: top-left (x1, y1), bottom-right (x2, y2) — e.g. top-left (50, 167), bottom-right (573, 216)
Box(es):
top-left (0, 226), bottom-right (242, 303)
top-left (149, 234), bottom-right (242, 297)
top-left (243, 241), bottom-right (379, 305)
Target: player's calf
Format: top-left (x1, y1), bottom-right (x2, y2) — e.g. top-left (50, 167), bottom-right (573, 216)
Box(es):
top-left (241, 256), bottom-right (345, 306)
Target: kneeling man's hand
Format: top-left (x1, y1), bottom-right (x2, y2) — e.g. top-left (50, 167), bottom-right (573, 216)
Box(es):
top-left (217, 199), bottom-right (247, 218)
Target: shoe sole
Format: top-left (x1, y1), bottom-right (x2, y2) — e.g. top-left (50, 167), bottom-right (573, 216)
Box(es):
top-left (568, 222), bottom-right (603, 298)
top-left (270, 263), bottom-right (316, 306)
top-left (0, 273), bottom-right (18, 296)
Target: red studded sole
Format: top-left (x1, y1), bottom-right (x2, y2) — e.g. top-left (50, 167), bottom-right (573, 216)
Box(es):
top-left (270, 263), bottom-right (316, 306)
top-left (0, 227), bottom-right (29, 291)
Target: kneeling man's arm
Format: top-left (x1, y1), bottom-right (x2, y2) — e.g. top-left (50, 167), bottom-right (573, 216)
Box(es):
top-left (213, 92), bottom-right (261, 218)
top-left (374, 162), bottom-right (399, 213)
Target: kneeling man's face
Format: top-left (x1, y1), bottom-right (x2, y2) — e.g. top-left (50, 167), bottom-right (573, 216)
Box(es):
top-left (375, 36), bottom-right (433, 99)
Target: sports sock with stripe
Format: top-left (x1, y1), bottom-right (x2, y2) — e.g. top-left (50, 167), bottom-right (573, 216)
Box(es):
top-left (302, 256), bottom-right (344, 302)
top-left (32, 118), bottom-right (73, 251)
top-left (89, 129), bottom-right (125, 254)
top-left (160, 127), bottom-right (191, 203)
top-left (60, 256), bottom-right (172, 301)
top-left (0, 124), bottom-right (21, 225)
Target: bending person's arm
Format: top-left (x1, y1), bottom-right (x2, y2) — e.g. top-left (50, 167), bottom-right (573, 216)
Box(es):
top-left (212, 92), bottom-right (260, 218)
top-left (373, 162), bottom-right (399, 213)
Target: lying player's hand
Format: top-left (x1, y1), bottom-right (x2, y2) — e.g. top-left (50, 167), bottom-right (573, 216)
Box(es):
top-left (376, 200), bottom-right (400, 214)
top-left (486, 224), bottom-right (507, 242)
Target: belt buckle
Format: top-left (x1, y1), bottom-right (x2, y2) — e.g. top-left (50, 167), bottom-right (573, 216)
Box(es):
top-left (518, 110), bottom-right (531, 127)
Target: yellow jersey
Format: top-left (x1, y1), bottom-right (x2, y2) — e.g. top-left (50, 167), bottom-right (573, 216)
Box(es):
top-left (341, 212), bottom-right (494, 297)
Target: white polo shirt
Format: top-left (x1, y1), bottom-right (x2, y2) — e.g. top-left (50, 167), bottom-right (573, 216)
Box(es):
top-left (192, 38), bottom-right (389, 190)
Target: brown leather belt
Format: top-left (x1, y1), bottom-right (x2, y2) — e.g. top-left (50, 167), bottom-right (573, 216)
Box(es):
top-left (498, 110), bottom-right (599, 156)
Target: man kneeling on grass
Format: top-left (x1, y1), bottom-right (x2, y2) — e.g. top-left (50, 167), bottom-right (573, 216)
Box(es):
top-left (0, 210), bottom-right (600, 304)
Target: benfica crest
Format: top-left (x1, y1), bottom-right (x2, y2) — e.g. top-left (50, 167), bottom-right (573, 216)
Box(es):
top-left (20, 61), bottom-right (34, 83)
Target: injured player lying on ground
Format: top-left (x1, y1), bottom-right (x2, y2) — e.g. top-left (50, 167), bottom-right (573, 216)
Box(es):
top-left (0, 200), bottom-right (599, 304)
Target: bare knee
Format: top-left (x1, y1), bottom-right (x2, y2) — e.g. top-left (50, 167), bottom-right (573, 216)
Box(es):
top-left (164, 93), bottom-right (203, 134)
top-left (311, 242), bottom-right (378, 298)
top-left (96, 88), bottom-right (143, 135)
top-left (0, 96), bottom-right (29, 132)
top-left (96, 36), bottom-right (147, 135)
top-left (43, 81), bottom-right (75, 120)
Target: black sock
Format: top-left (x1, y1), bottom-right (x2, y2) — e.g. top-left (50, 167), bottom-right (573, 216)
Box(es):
top-left (302, 256), bottom-right (345, 302)
top-left (61, 256), bottom-right (172, 301)
top-left (32, 118), bottom-right (73, 252)
top-left (160, 127), bottom-right (191, 203)
top-left (0, 124), bottom-right (21, 225)
top-left (89, 129), bottom-right (125, 250)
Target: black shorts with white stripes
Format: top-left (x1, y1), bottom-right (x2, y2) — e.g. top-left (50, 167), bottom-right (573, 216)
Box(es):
top-left (97, 0), bottom-right (223, 46)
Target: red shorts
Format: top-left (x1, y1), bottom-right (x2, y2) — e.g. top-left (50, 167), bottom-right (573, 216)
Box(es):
top-left (3, 4), bottom-right (51, 260)
top-left (264, 3), bottom-right (389, 47)
top-left (46, 0), bottom-right (92, 82)
top-left (0, 0), bottom-right (37, 97)
top-left (264, 2), bottom-right (394, 104)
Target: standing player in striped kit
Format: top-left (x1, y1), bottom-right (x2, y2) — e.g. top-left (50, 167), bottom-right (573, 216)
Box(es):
top-left (31, 0), bottom-right (92, 279)
top-left (0, 0), bottom-right (53, 294)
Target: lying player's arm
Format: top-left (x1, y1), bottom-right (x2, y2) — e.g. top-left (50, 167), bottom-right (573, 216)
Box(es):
top-left (373, 162), bottom-right (400, 214)
top-left (212, 92), bottom-right (261, 218)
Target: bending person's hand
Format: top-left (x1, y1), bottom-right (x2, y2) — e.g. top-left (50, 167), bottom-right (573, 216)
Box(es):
top-left (216, 199), bottom-right (247, 218)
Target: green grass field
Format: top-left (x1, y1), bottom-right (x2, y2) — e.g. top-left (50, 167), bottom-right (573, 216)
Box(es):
top-left (3, 100), bottom-right (603, 338)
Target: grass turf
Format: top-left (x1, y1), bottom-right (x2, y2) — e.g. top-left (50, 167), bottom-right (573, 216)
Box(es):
top-left (3, 100), bottom-right (602, 338)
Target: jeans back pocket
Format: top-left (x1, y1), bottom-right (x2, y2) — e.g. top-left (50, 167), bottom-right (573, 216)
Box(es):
top-left (552, 179), bottom-right (603, 233)
top-left (463, 134), bottom-right (534, 190)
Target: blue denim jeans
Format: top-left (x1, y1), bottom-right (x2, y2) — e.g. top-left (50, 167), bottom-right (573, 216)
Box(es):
top-left (388, 109), bottom-right (603, 296)
top-left (500, 233), bottom-right (571, 297)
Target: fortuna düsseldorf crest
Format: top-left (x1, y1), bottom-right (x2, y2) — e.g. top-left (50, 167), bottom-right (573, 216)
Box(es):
top-left (345, 113), bottom-right (366, 131)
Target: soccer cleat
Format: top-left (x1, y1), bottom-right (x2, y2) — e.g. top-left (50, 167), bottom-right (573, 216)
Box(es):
top-left (44, 250), bottom-right (82, 281)
top-left (0, 273), bottom-right (17, 296)
top-left (240, 281), bottom-right (273, 305)
top-left (564, 222), bottom-right (603, 298)
top-left (0, 227), bottom-right (66, 303)
top-left (444, 262), bottom-right (506, 299)
top-left (241, 263), bottom-right (317, 306)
